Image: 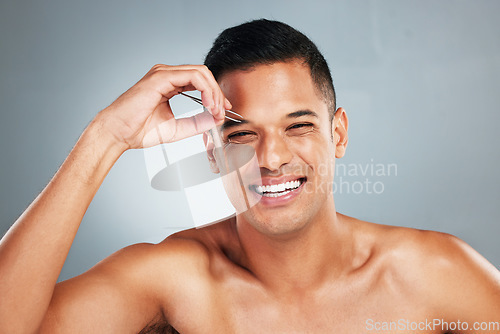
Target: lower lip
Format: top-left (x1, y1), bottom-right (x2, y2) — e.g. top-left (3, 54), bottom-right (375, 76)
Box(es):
top-left (253, 181), bottom-right (305, 207)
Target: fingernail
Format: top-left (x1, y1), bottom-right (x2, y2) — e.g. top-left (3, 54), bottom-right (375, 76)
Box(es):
top-left (225, 98), bottom-right (232, 109)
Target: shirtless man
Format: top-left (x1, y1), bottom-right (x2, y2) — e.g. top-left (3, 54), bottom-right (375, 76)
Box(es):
top-left (1, 19), bottom-right (499, 334)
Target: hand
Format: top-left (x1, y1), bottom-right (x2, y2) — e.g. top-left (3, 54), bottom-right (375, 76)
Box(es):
top-left (96, 64), bottom-right (232, 150)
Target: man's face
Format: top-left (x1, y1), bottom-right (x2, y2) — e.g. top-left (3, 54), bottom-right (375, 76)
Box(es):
top-left (214, 60), bottom-right (343, 236)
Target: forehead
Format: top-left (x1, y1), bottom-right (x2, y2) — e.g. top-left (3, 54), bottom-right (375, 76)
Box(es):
top-left (218, 61), bottom-right (327, 119)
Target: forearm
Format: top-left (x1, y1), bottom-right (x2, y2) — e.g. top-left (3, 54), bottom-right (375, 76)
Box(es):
top-left (0, 114), bottom-right (127, 333)
top-left (0, 64), bottom-right (228, 333)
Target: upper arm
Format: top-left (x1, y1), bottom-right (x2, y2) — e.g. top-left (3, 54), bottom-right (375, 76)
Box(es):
top-left (419, 232), bottom-right (500, 325)
top-left (38, 243), bottom-right (168, 333)
top-left (38, 238), bottom-right (214, 333)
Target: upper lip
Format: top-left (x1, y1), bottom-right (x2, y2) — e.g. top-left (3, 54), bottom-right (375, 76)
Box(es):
top-left (251, 175), bottom-right (306, 187)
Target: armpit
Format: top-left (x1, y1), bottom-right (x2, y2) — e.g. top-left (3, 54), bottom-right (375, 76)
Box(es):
top-left (138, 318), bottom-right (180, 334)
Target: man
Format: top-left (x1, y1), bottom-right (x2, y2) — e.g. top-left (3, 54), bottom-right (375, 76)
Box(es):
top-left (0, 19), bottom-right (499, 334)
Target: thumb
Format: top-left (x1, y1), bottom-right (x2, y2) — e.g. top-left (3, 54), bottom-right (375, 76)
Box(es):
top-left (171, 108), bottom-right (222, 142)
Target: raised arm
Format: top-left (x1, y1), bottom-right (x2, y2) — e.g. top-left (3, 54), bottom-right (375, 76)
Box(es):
top-left (0, 64), bottom-right (231, 333)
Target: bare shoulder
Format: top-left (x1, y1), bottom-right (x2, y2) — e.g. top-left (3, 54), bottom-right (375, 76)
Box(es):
top-left (41, 232), bottom-right (218, 333)
top-left (109, 218), bottom-right (236, 275)
top-left (350, 216), bottom-right (500, 318)
top-left (85, 233), bottom-right (214, 287)
top-left (162, 218), bottom-right (237, 255)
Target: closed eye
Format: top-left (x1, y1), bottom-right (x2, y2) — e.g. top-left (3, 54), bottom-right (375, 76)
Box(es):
top-left (226, 131), bottom-right (257, 144)
top-left (286, 122), bottom-right (315, 134)
top-left (287, 123), bottom-right (313, 130)
top-left (228, 131), bottom-right (253, 138)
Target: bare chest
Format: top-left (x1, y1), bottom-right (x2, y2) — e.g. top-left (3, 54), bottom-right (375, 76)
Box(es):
top-left (170, 279), bottom-right (443, 334)
top-left (225, 288), bottom-right (439, 333)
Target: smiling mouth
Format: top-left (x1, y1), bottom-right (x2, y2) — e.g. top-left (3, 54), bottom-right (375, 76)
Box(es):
top-left (250, 177), bottom-right (307, 198)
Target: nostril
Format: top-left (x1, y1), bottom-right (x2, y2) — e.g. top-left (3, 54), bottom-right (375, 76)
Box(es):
top-left (256, 143), bottom-right (293, 171)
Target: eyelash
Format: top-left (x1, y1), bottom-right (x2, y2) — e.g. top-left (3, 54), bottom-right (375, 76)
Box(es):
top-left (286, 122), bottom-right (314, 131)
top-left (227, 131), bottom-right (254, 139)
top-left (226, 123), bottom-right (315, 142)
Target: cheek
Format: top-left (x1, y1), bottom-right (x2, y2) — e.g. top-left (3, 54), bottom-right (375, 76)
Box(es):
top-left (290, 136), bottom-right (336, 177)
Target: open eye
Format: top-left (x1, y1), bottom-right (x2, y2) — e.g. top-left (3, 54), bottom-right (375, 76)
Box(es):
top-left (286, 123), bottom-right (315, 135)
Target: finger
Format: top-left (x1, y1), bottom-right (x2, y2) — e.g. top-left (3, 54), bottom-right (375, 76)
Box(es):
top-left (224, 98), bottom-right (232, 111)
top-left (163, 65), bottom-right (220, 96)
top-left (162, 65), bottom-right (226, 116)
top-left (176, 67), bottom-right (223, 118)
top-left (171, 109), bottom-right (222, 142)
top-left (148, 68), bottom-right (222, 118)
top-left (196, 65), bottom-right (226, 115)
top-left (144, 65), bottom-right (212, 104)
top-left (141, 101), bottom-right (176, 147)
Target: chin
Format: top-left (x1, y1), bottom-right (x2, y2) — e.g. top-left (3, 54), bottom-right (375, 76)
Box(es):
top-left (240, 208), bottom-right (312, 237)
top-left (235, 179), bottom-right (334, 237)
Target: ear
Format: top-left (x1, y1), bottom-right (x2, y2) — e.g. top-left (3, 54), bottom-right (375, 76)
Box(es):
top-left (332, 107), bottom-right (348, 158)
top-left (203, 131), bottom-right (220, 174)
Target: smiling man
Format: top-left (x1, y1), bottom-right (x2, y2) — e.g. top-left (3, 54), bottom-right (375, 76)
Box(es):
top-left (1, 19), bottom-right (499, 334)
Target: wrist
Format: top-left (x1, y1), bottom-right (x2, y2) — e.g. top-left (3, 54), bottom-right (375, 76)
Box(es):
top-left (85, 112), bottom-right (130, 157)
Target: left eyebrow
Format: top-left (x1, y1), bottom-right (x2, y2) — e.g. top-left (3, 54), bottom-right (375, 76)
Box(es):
top-left (220, 118), bottom-right (250, 132)
top-left (287, 110), bottom-right (319, 119)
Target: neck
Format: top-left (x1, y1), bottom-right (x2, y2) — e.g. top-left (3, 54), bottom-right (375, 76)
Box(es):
top-left (233, 198), bottom-right (353, 294)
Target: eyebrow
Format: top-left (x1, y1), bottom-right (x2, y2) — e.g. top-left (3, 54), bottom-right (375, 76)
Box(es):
top-left (220, 109), bottom-right (319, 132)
top-left (287, 109), bottom-right (319, 119)
top-left (220, 118), bottom-right (250, 132)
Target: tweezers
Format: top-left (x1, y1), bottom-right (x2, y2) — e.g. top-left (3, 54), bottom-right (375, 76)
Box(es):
top-left (178, 92), bottom-right (243, 123)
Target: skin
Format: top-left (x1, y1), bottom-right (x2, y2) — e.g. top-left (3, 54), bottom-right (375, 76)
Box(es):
top-left (0, 61), bottom-right (499, 334)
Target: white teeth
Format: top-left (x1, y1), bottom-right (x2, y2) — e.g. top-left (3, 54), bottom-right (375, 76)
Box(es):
top-left (263, 190), bottom-right (291, 197)
top-left (254, 179), bottom-right (304, 196)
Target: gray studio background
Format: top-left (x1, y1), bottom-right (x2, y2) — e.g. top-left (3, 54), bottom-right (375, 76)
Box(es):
top-left (1, 0), bottom-right (499, 281)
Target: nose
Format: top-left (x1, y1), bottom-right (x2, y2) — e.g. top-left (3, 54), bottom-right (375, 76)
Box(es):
top-left (256, 132), bottom-right (293, 171)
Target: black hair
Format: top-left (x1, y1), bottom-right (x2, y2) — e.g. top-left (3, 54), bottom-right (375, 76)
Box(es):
top-left (204, 19), bottom-right (336, 120)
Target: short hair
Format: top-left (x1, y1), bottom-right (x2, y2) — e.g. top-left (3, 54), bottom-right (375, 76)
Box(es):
top-left (204, 19), bottom-right (336, 120)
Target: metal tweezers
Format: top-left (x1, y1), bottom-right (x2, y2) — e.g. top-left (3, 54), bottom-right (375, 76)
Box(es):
top-left (178, 92), bottom-right (243, 123)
